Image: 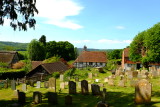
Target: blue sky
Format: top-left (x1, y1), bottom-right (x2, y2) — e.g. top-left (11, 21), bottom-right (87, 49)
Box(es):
top-left (0, 0), bottom-right (160, 49)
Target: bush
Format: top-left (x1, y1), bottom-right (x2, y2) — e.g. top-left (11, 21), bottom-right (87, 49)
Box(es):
top-left (52, 72), bottom-right (60, 79)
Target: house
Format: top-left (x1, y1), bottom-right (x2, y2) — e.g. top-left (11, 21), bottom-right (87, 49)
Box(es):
top-left (73, 50), bottom-right (107, 68)
top-left (0, 51), bottom-right (19, 68)
top-left (121, 48), bottom-right (160, 70)
top-left (26, 61), bottom-right (69, 80)
top-left (121, 48), bottom-right (142, 71)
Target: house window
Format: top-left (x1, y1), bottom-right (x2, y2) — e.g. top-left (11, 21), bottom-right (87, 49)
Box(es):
top-left (100, 63), bottom-right (103, 65)
top-left (89, 62), bottom-right (93, 65)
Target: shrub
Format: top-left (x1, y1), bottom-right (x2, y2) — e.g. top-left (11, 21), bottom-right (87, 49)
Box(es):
top-left (52, 72), bottom-right (60, 79)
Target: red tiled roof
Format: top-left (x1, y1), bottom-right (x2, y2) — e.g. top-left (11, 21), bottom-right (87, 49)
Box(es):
top-left (0, 51), bottom-right (17, 64)
top-left (74, 51), bottom-right (107, 63)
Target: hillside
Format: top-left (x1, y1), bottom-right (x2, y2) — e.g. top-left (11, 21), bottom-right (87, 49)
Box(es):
top-left (0, 41), bottom-right (28, 51)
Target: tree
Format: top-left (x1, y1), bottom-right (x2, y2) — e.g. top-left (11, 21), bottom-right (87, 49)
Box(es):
top-left (27, 39), bottom-right (45, 61)
top-left (0, 0), bottom-right (38, 31)
top-left (107, 49), bottom-right (122, 60)
top-left (129, 22), bottom-right (160, 68)
top-left (46, 41), bottom-right (57, 59)
top-left (39, 35), bottom-right (46, 46)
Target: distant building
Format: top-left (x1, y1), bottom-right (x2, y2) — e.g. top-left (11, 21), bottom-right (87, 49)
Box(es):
top-left (26, 61), bottom-right (68, 80)
top-left (0, 51), bottom-right (19, 68)
top-left (73, 46), bottom-right (107, 68)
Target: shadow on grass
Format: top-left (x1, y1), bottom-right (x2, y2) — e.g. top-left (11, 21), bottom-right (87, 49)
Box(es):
top-left (0, 91), bottom-right (159, 107)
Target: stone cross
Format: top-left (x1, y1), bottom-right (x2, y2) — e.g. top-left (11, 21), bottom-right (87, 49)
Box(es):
top-left (135, 79), bottom-right (152, 104)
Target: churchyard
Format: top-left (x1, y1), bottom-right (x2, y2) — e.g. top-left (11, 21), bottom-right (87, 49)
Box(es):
top-left (0, 67), bottom-right (160, 107)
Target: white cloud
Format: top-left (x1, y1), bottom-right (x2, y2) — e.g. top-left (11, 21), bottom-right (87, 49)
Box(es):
top-left (98, 39), bottom-right (132, 44)
top-left (115, 26), bottom-right (125, 30)
top-left (70, 40), bottom-right (91, 43)
top-left (36, 0), bottom-right (84, 30)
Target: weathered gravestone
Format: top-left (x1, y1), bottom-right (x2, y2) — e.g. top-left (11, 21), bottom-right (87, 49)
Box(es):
top-left (130, 80), bottom-right (138, 87)
top-left (16, 78), bottom-right (20, 85)
top-left (11, 80), bottom-right (16, 90)
top-left (4, 79), bottom-right (9, 88)
top-left (60, 82), bottom-right (65, 89)
top-left (36, 81), bottom-right (41, 88)
top-left (81, 80), bottom-right (89, 95)
top-left (88, 73), bottom-right (93, 79)
top-left (135, 79), bottom-right (151, 104)
top-left (44, 81), bottom-right (49, 88)
top-left (132, 71), bottom-right (138, 78)
top-left (29, 80), bottom-right (35, 87)
top-left (33, 91), bottom-right (42, 104)
top-left (108, 77), bottom-right (114, 86)
top-left (49, 77), bottom-right (56, 92)
top-left (69, 81), bottom-right (76, 94)
top-left (78, 82), bottom-right (81, 89)
top-left (12, 90), bottom-right (19, 100)
top-left (65, 95), bottom-right (72, 105)
top-left (104, 77), bottom-right (109, 83)
top-left (75, 77), bottom-right (79, 82)
top-left (48, 92), bottom-right (58, 105)
top-left (91, 84), bottom-right (101, 95)
top-left (60, 74), bottom-right (64, 81)
top-left (118, 76), bottom-right (125, 87)
top-left (88, 84), bottom-right (91, 92)
top-left (94, 73), bottom-right (98, 77)
top-left (152, 71), bottom-right (158, 78)
top-left (22, 84), bottom-right (27, 92)
top-left (18, 92), bottom-right (26, 104)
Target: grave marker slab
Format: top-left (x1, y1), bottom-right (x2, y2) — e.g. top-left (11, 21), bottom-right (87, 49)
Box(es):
top-left (60, 82), bottom-right (65, 89)
top-left (135, 79), bottom-right (151, 104)
top-left (91, 84), bottom-right (101, 95)
top-left (65, 95), bottom-right (72, 105)
top-left (18, 92), bottom-right (26, 104)
top-left (60, 74), bottom-right (64, 81)
top-left (81, 80), bottom-right (89, 95)
top-left (69, 81), bottom-right (76, 94)
top-left (33, 91), bottom-right (42, 104)
top-left (11, 80), bottom-right (16, 90)
top-left (22, 84), bottom-right (27, 91)
top-left (44, 81), bottom-right (49, 88)
top-left (48, 92), bottom-right (58, 105)
top-left (88, 73), bottom-right (93, 79)
top-left (49, 77), bottom-right (56, 92)
top-left (36, 81), bottom-right (41, 88)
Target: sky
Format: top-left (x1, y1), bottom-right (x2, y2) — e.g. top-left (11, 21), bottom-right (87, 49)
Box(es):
top-left (0, 0), bottom-right (160, 49)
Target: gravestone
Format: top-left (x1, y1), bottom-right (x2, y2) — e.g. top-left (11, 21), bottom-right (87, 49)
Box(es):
top-left (65, 95), bottom-right (72, 105)
top-left (48, 92), bottom-right (58, 105)
top-left (118, 79), bottom-right (125, 87)
top-left (33, 91), bottom-right (42, 104)
top-left (88, 73), bottom-right (93, 79)
top-left (36, 81), bottom-right (41, 88)
top-left (91, 84), bottom-right (101, 95)
top-left (4, 79), bottom-right (9, 88)
top-left (16, 78), bottom-right (20, 85)
top-left (12, 90), bottom-right (19, 100)
top-left (130, 80), bottom-right (138, 87)
top-left (104, 77), bottom-right (109, 83)
top-left (94, 73), bottom-right (98, 77)
top-left (49, 77), bottom-right (56, 92)
top-left (152, 71), bottom-right (158, 78)
top-left (75, 77), bottom-right (79, 82)
top-left (60, 82), bottom-right (65, 89)
top-left (22, 84), bottom-right (27, 91)
top-left (81, 80), bottom-right (89, 95)
top-left (135, 79), bottom-right (152, 104)
top-left (29, 80), bottom-right (35, 87)
top-left (132, 71), bottom-right (138, 78)
top-left (11, 80), bottom-right (16, 90)
top-left (18, 92), bottom-right (26, 104)
top-left (60, 74), bottom-right (64, 81)
top-left (78, 82), bottom-right (81, 89)
top-left (108, 78), bottom-right (114, 86)
top-left (98, 83), bottom-right (104, 87)
top-left (69, 81), bottom-right (76, 94)
top-left (88, 84), bottom-right (91, 92)
top-left (44, 81), bottom-right (49, 88)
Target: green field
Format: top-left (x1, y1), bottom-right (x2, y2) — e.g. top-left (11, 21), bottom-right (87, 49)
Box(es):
top-left (0, 71), bottom-right (160, 107)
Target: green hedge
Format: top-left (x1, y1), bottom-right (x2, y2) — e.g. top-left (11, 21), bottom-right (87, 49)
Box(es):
top-left (0, 69), bottom-right (26, 79)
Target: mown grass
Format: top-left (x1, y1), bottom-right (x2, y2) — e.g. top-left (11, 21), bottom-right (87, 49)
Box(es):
top-left (0, 71), bottom-right (160, 107)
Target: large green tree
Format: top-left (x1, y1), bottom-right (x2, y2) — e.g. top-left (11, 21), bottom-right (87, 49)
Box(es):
top-left (27, 39), bottom-right (45, 61)
top-left (107, 49), bottom-right (122, 60)
top-left (0, 0), bottom-right (38, 31)
top-left (39, 35), bottom-right (46, 46)
top-left (129, 22), bottom-right (160, 67)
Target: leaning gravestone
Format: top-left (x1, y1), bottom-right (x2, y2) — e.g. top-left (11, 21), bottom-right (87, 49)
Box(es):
top-left (49, 77), bottom-right (56, 92)
top-left (33, 91), bottom-right (42, 104)
top-left (48, 92), bottom-right (58, 105)
top-left (81, 80), bottom-right (89, 95)
top-left (36, 81), bottom-right (41, 88)
top-left (22, 84), bottom-right (27, 92)
top-left (91, 84), bottom-right (101, 95)
top-left (69, 81), bottom-right (76, 94)
top-left (11, 80), bottom-right (16, 90)
top-left (60, 74), bottom-right (64, 81)
top-left (18, 92), bottom-right (26, 104)
top-left (135, 79), bottom-right (151, 104)
top-left (65, 95), bottom-right (72, 105)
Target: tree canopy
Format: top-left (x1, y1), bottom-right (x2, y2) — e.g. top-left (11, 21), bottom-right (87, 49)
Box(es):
top-left (129, 22), bottom-right (160, 67)
top-left (0, 0), bottom-right (38, 31)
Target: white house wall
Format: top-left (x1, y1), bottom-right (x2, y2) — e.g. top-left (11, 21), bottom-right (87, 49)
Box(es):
top-left (74, 62), bottom-right (106, 68)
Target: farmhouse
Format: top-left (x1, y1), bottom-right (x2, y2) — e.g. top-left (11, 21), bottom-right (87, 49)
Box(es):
top-left (26, 61), bottom-right (68, 80)
top-left (121, 48), bottom-right (160, 70)
top-left (0, 51), bottom-right (19, 68)
top-left (73, 49), bottom-right (107, 68)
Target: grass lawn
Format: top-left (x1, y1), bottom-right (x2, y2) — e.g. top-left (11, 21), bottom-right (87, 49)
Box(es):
top-left (0, 71), bottom-right (160, 107)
